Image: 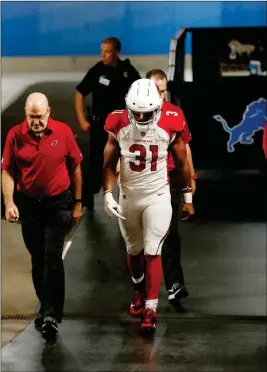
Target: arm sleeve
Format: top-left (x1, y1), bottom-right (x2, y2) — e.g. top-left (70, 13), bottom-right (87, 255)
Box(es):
top-left (104, 112), bottom-right (120, 138)
top-left (173, 110), bottom-right (185, 133)
top-left (1, 130), bottom-right (16, 176)
top-left (181, 120), bottom-right (192, 144)
top-left (76, 66), bottom-right (96, 97)
top-left (67, 128), bottom-right (83, 167)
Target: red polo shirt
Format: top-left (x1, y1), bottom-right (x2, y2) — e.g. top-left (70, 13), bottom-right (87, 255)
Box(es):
top-left (163, 101), bottom-right (192, 172)
top-left (1, 117), bottom-right (83, 198)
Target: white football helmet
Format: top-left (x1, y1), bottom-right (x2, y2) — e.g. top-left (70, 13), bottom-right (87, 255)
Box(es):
top-left (125, 78), bottom-right (163, 132)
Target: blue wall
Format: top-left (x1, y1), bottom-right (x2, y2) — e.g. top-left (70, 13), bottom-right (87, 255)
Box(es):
top-left (2, 1), bottom-right (266, 57)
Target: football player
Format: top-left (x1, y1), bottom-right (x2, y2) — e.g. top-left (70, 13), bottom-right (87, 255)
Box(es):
top-left (103, 79), bottom-right (194, 331)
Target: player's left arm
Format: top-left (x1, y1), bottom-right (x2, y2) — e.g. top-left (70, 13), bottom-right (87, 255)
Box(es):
top-left (181, 118), bottom-right (197, 194)
top-left (185, 144), bottom-right (196, 195)
top-left (169, 133), bottom-right (191, 191)
top-left (169, 133), bottom-right (194, 218)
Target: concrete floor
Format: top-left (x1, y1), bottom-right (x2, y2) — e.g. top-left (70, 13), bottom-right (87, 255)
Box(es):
top-left (1, 320), bottom-right (32, 348)
top-left (1, 220), bottom-right (37, 317)
top-left (1, 192), bottom-right (266, 371)
top-left (1, 82), bottom-right (266, 372)
top-left (1, 219), bottom-right (37, 347)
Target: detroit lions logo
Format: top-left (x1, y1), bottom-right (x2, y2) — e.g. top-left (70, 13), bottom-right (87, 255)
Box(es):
top-left (213, 98), bottom-right (267, 153)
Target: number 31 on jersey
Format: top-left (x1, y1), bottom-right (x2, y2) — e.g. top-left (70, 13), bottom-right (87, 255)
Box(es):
top-left (129, 144), bottom-right (158, 172)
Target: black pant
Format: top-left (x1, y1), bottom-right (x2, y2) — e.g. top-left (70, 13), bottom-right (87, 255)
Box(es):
top-left (161, 170), bottom-right (185, 291)
top-left (17, 190), bottom-right (73, 322)
top-left (83, 119), bottom-right (108, 207)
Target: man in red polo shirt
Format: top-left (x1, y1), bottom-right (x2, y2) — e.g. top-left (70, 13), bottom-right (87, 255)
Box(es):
top-left (1, 92), bottom-right (83, 339)
top-left (146, 69), bottom-right (197, 305)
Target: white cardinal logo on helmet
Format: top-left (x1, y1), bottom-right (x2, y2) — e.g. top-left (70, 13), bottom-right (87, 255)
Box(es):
top-left (125, 79), bottom-right (163, 132)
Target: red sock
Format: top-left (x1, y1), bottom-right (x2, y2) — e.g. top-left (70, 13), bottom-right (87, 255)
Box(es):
top-left (145, 255), bottom-right (162, 300)
top-left (127, 251), bottom-right (145, 280)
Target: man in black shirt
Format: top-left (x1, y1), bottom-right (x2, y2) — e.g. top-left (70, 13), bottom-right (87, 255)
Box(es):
top-left (75, 37), bottom-right (140, 210)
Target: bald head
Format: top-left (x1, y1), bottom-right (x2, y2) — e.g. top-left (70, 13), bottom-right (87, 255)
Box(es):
top-left (25, 92), bottom-right (49, 111)
top-left (25, 92), bottom-right (50, 134)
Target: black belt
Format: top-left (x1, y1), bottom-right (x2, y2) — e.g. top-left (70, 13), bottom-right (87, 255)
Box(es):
top-left (18, 189), bottom-right (70, 202)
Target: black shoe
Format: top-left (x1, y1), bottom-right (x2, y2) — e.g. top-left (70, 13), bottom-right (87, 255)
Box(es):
top-left (41, 316), bottom-right (58, 339)
top-left (34, 313), bottom-right (44, 328)
top-left (168, 283), bottom-right (189, 303)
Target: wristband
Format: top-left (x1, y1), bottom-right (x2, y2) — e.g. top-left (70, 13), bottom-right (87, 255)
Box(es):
top-left (74, 199), bottom-right (82, 203)
top-left (192, 173), bottom-right (198, 180)
top-left (103, 190), bottom-right (112, 196)
top-left (104, 191), bottom-right (114, 203)
top-left (181, 186), bottom-right (193, 193)
top-left (184, 192), bottom-right (192, 203)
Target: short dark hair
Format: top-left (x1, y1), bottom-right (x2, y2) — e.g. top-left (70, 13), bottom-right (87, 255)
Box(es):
top-left (102, 37), bottom-right (121, 53)
top-left (146, 69), bottom-right (167, 80)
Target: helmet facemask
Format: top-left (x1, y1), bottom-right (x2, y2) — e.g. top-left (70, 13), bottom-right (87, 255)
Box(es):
top-left (127, 106), bottom-right (161, 132)
top-left (125, 78), bottom-right (163, 133)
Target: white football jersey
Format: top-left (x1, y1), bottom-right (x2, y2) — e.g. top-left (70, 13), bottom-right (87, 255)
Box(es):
top-left (104, 109), bottom-right (184, 196)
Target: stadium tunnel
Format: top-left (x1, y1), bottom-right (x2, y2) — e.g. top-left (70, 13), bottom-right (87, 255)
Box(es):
top-left (1, 27), bottom-right (267, 372)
